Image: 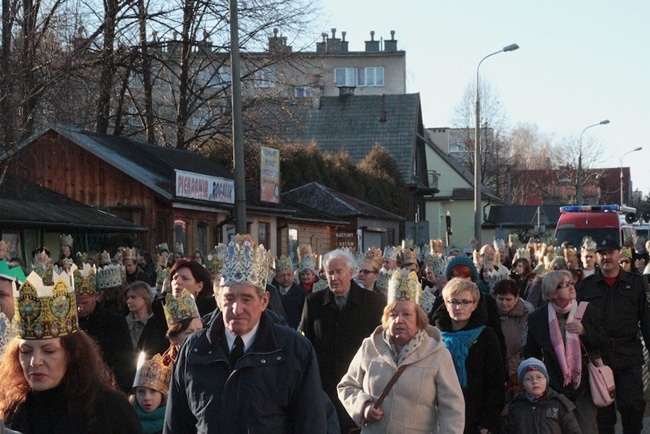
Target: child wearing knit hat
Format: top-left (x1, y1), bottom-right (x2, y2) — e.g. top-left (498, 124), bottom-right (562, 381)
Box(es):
top-left (504, 358), bottom-right (581, 433)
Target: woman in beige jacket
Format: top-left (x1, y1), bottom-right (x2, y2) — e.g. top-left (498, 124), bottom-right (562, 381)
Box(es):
top-left (338, 270), bottom-right (465, 433)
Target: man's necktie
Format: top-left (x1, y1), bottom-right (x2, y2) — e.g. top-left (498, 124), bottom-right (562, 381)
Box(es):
top-left (230, 336), bottom-right (244, 367)
top-left (337, 296), bottom-right (345, 310)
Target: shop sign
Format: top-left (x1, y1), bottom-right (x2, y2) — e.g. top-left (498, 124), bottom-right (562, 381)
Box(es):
top-left (175, 170), bottom-right (235, 204)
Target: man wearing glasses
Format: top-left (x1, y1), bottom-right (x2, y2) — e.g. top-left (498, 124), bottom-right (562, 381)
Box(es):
top-left (577, 238), bottom-right (650, 434)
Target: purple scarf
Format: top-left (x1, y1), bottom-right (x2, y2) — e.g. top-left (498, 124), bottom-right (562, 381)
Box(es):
top-left (548, 300), bottom-right (582, 388)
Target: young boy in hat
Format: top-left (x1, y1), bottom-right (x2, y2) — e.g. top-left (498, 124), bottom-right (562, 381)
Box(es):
top-left (504, 357), bottom-right (580, 434)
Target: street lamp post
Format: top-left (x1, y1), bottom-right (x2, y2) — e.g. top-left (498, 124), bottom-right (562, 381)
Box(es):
top-left (474, 43), bottom-right (519, 246)
top-left (620, 147), bottom-right (642, 205)
top-left (576, 119), bottom-right (609, 205)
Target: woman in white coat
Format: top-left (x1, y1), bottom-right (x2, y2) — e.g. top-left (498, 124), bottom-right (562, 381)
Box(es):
top-left (338, 270), bottom-right (465, 433)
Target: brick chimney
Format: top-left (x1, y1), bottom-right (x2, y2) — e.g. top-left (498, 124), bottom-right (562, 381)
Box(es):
top-left (365, 31), bottom-right (380, 52)
top-left (268, 28), bottom-right (292, 53)
top-left (384, 30), bottom-right (398, 52)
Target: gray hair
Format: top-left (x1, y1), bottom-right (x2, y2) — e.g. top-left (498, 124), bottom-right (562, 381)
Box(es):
top-left (541, 270), bottom-right (572, 301)
top-left (324, 249), bottom-right (356, 273)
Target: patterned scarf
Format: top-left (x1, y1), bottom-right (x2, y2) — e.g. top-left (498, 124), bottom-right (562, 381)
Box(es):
top-left (440, 326), bottom-right (485, 388)
top-left (383, 328), bottom-right (427, 365)
top-left (548, 301), bottom-right (582, 388)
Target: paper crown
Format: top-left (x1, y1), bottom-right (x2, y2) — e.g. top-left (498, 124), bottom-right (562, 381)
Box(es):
top-left (429, 239), bottom-right (444, 255)
top-left (508, 233), bottom-right (519, 246)
top-left (156, 266), bottom-right (170, 285)
top-left (0, 259), bottom-right (26, 283)
top-left (14, 271), bottom-right (78, 340)
top-left (98, 250), bottom-right (112, 265)
top-left (401, 248), bottom-right (417, 265)
top-left (123, 247), bottom-right (137, 262)
top-left (621, 246), bottom-right (632, 260)
top-left (297, 244), bottom-right (313, 260)
top-left (424, 254), bottom-right (449, 278)
top-left (297, 245), bottom-right (317, 272)
top-left (388, 270), bottom-right (422, 306)
top-left (383, 246), bottom-right (399, 262)
top-left (220, 235), bottom-right (270, 290)
top-left (205, 245), bottom-right (227, 275)
top-left (73, 263), bottom-right (98, 296)
top-left (163, 289), bottom-right (200, 326)
top-left (75, 251), bottom-right (88, 264)
top-left (401, 239), bottom-right (415, 250)
top-left (493, 239), bottom-right (506, 250)
top-left (32, 247), bottom-right (51, 261)
top-left (174, 242), bottom-right (184, 255)
top-left (97, 264), bottom-right (125, 290)
top-left (32, 262), bottom-right (53, 286)
top-left (564, 247), bottom-right (578, 260)
top-left (0, 312), bottom-right (18, 356)
top-left (133, 353), bottom-right (172, 395)
top-left (275, 255), bottom-right (293, 272)
top-left (582, 237), bottom-right (597, 251)
top-left (514, 247), bottom-right (531, 261)
top-left (156, 243), bottom-right (170, 254)
top-left (0, 240), bottom-right (10, 260)
top-left (361, 247), bottom-right (383, 272)
top-left (60, 234), bottom-right (73, 247)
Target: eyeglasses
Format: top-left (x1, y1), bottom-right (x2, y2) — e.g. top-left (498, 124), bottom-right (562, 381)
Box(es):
top-left (557, 280), bottom-right (574, 289)
top-left (523, 375), bottom-right (546, 383)
top-left (620, 260), bottom-right (631, 265)
top-left (446, 299), bottom-right (475, 307)
top-left (358, 269), bottom-right (378, 275)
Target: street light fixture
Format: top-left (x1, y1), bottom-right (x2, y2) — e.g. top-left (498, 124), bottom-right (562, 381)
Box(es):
top-left (576, 119), bottom-right (609, 205)
top-left (474, 43), bottom-right (519, 246)
top-left (620, 147), bottom-right (642, 205)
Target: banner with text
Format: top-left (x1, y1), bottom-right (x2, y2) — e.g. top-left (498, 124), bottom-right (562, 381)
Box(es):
top-left (260, 146), bottom-right (281, 203)
top-left (175, 170), bottom-right (235, 204)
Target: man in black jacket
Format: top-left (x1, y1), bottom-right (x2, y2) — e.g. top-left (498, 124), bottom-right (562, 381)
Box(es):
top-left (274, 255), bottom-right (307, 329)
top-left (577, 238), bottom-right (650, 434)
top-left (301, 249), bottom-right (385, 432)
top-left (164, 235), bottom-right (327, 433)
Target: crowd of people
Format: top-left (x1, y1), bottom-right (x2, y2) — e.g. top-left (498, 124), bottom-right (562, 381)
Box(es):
top-left (0, 231), bottom-right (648, 433)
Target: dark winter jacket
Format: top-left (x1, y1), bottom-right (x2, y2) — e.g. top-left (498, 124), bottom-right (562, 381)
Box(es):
top-left (277, 282), bottom-right (308, 329)
top-left (163, 311), bottom-right (326, 434)
top-left (522, 302), bottom-right (607, 401)
top-left (504, 388), bottom-right (581, 434)
top-left (433, 304), bottom-right (505, 434)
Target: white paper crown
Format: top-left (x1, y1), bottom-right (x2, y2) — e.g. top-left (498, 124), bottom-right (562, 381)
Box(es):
top-left (514, 247), bottom-right (530, 261)
top-left (220, 235), bottom-right (270, 290)
top-left (97, 264), bottom-right (125, 289)
top-left (383, 246), bottom-right (399, 262)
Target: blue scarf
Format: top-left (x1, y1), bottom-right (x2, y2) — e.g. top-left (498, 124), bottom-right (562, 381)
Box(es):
top-left (440, 326), bottom-right (485, 388)
top-left (134, 401), bottom-right (166, 434)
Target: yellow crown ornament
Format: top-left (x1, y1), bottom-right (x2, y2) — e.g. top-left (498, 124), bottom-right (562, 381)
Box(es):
top-left (133, 352), bottom-right (172, 396)
top-left (362, 247), bottom-right (383, 272)
top-left (220, 234), bottom-right (271, 290)
top-left (163, 289), bottom-right (200, 327)
top-left (14, 271), bottom-right (78, 340)
top-left (620, 246), bottom-right (633, 260)
top-left (74, 263), bottom-right (98, 296)
top-left (387, 270), bottom-right (423, 306)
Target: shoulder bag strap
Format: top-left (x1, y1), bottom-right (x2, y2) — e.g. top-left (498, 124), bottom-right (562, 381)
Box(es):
top-left (373, 364), bottom-right (410, 408)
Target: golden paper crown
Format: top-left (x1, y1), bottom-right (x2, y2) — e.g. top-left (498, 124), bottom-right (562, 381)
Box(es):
top-left (75, 251), bottom-right (88, 264)
top-left (163, 289), bottom-right (200, 327)
top-left (388, 270), bottom-right (422, 305)
top-left (0, 240), bottom-right (10, 260)
top-left (205, 245), bottom-right (227, 275)
top-left (133, 353), bottom-right (172, 395)
top-left (73, 263), bottom-right (98, 296)
top-left (220, 234), bottom-right (270, 290)
top-left (156, 267), bottom-right (170, 285)
top-left (60, 234), bottom-right (73, 247)
top-left (401, 248), bottom-right (417, 265)
top-left (123, 247), bottom-right (137, 262)
top-left (98, 250), bottom-right (112, 265)
top-left (14, 271), bottom-right (78, 340)
top-left (383, 246), bottom-right (399, 262)
top-left (514, 247), bottom-right (531, 261)
top-left (97, 264), bottom-right (125, 290)
top-left (508, 233), bottom-right (519, 246)
top-left (0, 311), bottom-right (18, 356)
top-left (564, 247), bottom-right (578, 260)
top-left (32, 262), bottom-right (54, 286)
top-left (275, 255), bottom-right (293, 272)
top-left (362, 247), bottom-right (383, 271)
top-left (621, 246), bottom-right (632, 260)
top-left (429, 239), bottom-right (444, 255)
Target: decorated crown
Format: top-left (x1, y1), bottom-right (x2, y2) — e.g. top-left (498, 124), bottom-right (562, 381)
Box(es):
top-left (73, 263), bottom-right (98, 296)
top-left (383, 246), bottom-right (399, 262)
top-left (156, 267), bottom-right (170, 285)
top-left (388, 270), bottom-right (422, 306)
top-left (0, 240), bottom-right (10, 260)
top-left (133, 353), bottom-right (172, 395)
top-left (563, 246), bottom-right (578, 260)
top-left (174, 242), bottom-right (184, 255)
top-left (220, 234), bottom-right (270, 290)
top-left (431, 255), bottom-right (450, 278)
top-left (98, 250), bottom-right (112, 265)
top-left (514, 247), bottom-right (531, 261)
top-left (75, 251), bottom-right (88, 265)
top-left (508, 233), bottom-right (519, 246)
top-left (493, 239), bottom-right (506, 250)
top-left (0, 312), bottom-right (18, 356)
top-left (297, 244), bottom-right (313, 261)
top-left (0, 259), bottom-right (26, 283)
top-left (163, 289), bottom-right (200, 326)
top-left (401, 239), bottom-right (415, 250)
top-left (14, 271), bottom-right (78, 340)
top-left (156, 243), bottom-right (170, 254)
top-left (60, 234), bottom-right (73, 247)
top-left (429, 239), bottom-right (444, 255)
top-left (205, 244), bottom-right (227, 275)
top-left (621, 246), bottom-right (633, 260)
top-left (582, 236), bottom-right (597, 252)
top-left (32, 262), bottom-right (54, 286)
top-left (123, 247), bottom-right (137, 262)
top-left (97, 264), bottom-right (125, 290)
top-left (275, 255), bottom-right (293, 272)
top-left (361, 247), bottom-right (383, 272)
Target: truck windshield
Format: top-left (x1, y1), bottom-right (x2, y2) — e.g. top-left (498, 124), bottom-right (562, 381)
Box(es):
top-left (555, 228), bottom-right (619, 248)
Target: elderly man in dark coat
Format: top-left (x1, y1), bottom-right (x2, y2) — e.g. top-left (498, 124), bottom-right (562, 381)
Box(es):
top-left (301, 249), bottom-right (385, 432)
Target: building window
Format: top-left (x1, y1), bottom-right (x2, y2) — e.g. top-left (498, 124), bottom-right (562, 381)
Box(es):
top-left (288, 228), bottom-right (298, 266)
top-left (294, 86), bottom-right (312, 98)
top-left (196, 221), bottom-right (208, 255)
top-left (258, 222), bottom-right (269, 249)
top-left (357, 67), bottom-right (384, 87)
top-left (334, 67), bottom-right (356, 86)
top-left (254, 67), bottom-right (275, 88)
top-left (174, 219), bottom-right (188, 256)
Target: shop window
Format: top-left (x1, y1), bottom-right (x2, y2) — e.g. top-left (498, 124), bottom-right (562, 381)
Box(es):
top-left (258, 222), bottom-right (269, 249)
top-left (288, 228), bottom-right (298, 266)
top-left (197, 221), bottom-right (208, 255)
top-left (174, 219), bottom-right (188, 256)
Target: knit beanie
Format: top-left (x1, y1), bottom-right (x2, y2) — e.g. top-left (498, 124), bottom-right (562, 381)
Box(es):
top-left (518, 357), bottom-right (549, 386)
top-left (445, 255), bottom-right (479, 283)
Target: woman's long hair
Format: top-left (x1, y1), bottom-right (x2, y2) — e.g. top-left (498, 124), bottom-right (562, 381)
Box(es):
top-left (0, 331), bottom-right (116, 422)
